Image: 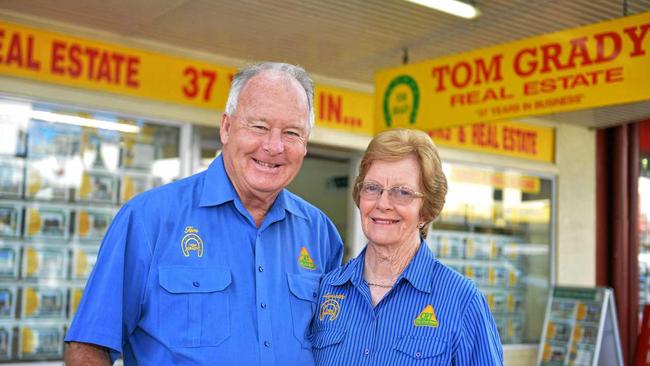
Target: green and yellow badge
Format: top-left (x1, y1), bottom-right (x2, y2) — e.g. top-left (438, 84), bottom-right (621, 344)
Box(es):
top-left (299, 247), bottom-right (316, 270)
top-left (414, 304), bottom-right (439, 327)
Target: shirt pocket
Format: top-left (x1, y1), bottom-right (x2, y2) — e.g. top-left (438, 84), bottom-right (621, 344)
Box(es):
top-left (287, 272), bottom-right (320, 349)
top-left (158, 265), bottom-right (232, 348)
top-left (393, 336), bottom-right (451, 364)
top-left (311, 329), bottom-right (346, 350)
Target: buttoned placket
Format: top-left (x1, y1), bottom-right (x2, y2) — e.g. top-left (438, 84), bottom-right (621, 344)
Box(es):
top-left (358, 277), bottom-right (402, 366)
top-left (255, 229), bottom-right (276, 366)
top-left (355, 281), bottom-right (383, 364)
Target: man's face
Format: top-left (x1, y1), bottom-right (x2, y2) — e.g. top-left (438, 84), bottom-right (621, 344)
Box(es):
top-left (220, 71), bottom-right (309, 201)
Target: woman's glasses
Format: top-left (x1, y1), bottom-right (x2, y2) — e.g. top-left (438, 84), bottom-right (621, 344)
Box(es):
top-left (358, 181), bottom-right (424, 205)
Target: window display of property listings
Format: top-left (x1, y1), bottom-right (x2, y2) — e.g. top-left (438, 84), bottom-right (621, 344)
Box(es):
top-left (0, 97), bottom-right (181, 362)
top-left (427, 163), bottom-right (553, 345)
top-left (537, 286), bottom-right (623, 366)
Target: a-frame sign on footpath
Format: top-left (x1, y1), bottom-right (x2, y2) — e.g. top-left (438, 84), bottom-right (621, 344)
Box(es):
top-left (537, 286), bottom-right (623, 366)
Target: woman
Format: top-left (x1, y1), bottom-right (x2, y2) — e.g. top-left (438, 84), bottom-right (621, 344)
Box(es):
top-left (311, 129), bottom-right (503, 365)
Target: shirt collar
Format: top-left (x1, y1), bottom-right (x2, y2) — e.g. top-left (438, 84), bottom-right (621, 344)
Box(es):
top-left (326, 240), bottom-right (437, 294)
top-left (262, 189), bottom-right (308, 224)
top-left (327, 247), bottom-right (365, 287)
top-left (276, 190), bottom-right (308, 220)
top-left (198, 154), bottom-right (308, 220)
top-left (199, 154), bottom-right (238, 207)
top-left (400, 240), bottom-right (437, 294)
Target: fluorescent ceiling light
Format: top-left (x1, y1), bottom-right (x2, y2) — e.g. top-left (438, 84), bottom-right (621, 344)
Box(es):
top-left (405, 0), bottom-right (480, 19)
top-left (31, 110), bottom-right (141, 134)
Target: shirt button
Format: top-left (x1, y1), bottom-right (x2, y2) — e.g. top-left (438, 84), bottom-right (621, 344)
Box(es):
top-left (261, 302), bottom-right (267, 309)
top-left (415, 351), bottom-right (422, 358)
top-left (264, 341), bottom-right (271, 347)
top-left (312, 292), bottom-right (317, 298)
top-left (258, 266), bottom-right (264, 272)
top-left (363, 348), bottom-right (370, 355)
top-left (192, 281), bottom-right (200, 287)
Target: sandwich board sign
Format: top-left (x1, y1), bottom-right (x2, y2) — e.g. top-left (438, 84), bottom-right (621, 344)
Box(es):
top-left (537, 286), bottom-right (623, 366)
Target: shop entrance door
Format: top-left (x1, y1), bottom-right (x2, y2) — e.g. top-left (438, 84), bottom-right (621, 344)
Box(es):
top-left (289, 150), bottom-right (352, 262)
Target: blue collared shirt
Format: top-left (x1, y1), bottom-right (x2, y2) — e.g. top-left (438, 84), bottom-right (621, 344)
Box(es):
top-left (311, 241), bottom-right (503, 365)
top-left (65, 154), bottom-right (343, 366)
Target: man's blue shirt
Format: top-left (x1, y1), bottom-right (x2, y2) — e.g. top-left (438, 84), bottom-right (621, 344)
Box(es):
top-left (311, 241), bottom-right (503, 365)
top-left (65, 154), bottom-right (344, 366)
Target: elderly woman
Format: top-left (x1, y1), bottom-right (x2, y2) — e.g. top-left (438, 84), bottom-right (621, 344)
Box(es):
top-left (311, 129), bottom-right (503, 365)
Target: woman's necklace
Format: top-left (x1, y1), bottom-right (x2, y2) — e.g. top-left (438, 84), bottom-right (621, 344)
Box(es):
top-left (365, 281), bottom-right (393, 289)
top-left (364, 239), bottom-right (418, 291)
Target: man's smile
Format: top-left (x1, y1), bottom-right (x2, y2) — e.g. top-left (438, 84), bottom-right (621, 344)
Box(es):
top-left (252, 157), bottom-right (281, 169)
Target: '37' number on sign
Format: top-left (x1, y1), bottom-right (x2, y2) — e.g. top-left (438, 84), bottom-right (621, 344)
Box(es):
top-left (182, 67), bottom-right (217, 101)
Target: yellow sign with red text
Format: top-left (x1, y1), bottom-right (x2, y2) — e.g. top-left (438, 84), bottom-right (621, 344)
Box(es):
top-left (0, 20), bottom-right (237, 109)
top-left (375, 12), bottom-right (650, 130)
top-left (314, 85), bottom-right (373, 135)
top-left (0, 20), bottom-right (372, 135)
top-left (428, 121), bottom-right (554, 163)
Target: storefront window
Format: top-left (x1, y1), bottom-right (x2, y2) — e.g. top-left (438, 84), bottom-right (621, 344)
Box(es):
top-left (427, 162), bottom-right (553, 344)
top-left (191, 125), bottom-right (222, 174)
top-left (0, 96), bottom-right (181, 361)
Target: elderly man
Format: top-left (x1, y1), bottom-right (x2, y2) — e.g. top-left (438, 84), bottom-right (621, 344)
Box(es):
top-left (65, 62), bottom-right (343, 366)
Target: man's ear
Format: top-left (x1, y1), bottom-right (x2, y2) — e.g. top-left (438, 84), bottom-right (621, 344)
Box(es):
top-left (220, 113), bottom-right (231, 144)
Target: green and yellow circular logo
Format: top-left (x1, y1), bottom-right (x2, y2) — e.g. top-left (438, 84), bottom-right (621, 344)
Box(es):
top-left (383, 75), bottom-right (420, 128)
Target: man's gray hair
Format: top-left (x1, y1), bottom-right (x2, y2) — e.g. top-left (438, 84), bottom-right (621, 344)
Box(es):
top-left (225, 62), bottom-right (315, 131)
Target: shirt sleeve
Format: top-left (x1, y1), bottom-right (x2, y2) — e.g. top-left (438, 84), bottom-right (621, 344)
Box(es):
top-left (456, 289), bottom-right (504, 365)
top-left (64, 202), bottom-right (153, 354)
top-left (322, 215), bottom-right (344, 272)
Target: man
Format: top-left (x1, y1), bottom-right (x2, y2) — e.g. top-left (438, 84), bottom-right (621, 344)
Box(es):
top-left (65, 62), bottom-right (343, 365)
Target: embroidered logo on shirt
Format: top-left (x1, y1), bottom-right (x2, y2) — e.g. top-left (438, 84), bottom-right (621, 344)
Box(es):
top-left (413, 304), bottom-right (439, 327)
top-left (319, 294), bottom-right (345, 321)
top-left (298, 247), bottom-right (316, 270)
top-left (181, 226), bottom-right (204, 257)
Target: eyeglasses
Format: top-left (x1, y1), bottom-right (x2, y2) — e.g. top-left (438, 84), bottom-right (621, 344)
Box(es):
top-left (357, 181), bottom-right (424, 205)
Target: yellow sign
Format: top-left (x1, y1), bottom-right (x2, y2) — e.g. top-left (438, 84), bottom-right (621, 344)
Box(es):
top-left (375, 12), bottom-right (650, 130)
top-left (0, 20), bottom-right (372, 135)
top-left (0, 20), bottom-right (236, 109)
top-left (429, 121), bottom-right (554, 163)
top-left (314, 85), bottom-right (374, 135)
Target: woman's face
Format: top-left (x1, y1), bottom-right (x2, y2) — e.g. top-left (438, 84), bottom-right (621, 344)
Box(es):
top-left (360, 156), bottom-right (423, 249)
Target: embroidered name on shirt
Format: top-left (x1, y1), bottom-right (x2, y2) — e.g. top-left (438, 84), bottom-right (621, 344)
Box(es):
top-left (319, 294), bottom-right (345, 321)
top-left (414, 304), bottom-right (439, 327)
top-left (298, 247), bottom-right (316, 270)
top-left (181, 226), bottom-right (204, 257)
